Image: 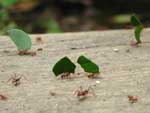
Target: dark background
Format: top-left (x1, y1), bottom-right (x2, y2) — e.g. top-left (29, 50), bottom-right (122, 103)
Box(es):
top-left (0, 0), bottom-right (150, 34)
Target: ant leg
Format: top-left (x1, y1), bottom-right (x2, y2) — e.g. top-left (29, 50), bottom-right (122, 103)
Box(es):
top-left (87, 86), bottom-right (96, 96)
top-left (7, 74), bottom-right (16, 83)
top-left (73, 90), bottom-right (79, 96)
top-left (7, 77), bottom-right (13, 83)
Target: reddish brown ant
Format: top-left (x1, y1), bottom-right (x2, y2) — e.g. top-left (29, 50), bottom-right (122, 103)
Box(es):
top-left (74, 86), bottom-right (95, 100)
top-left (7, 74), bottom-right (26, 86)
top-left (87, 73), bottom-right (99, 79)
top-left (0, 94), bottom-right (7, 101)
top-left (130, 40), bottom-right (141, 47)
top-left (128, 95), bottom-right (138, 104)
top-left (60, 72), bottom-right (71, 79)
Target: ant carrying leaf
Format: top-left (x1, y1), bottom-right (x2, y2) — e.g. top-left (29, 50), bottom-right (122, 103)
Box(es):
top-left (8, 29), bottom-right (36, 56)
top-left (130, 15), bottom-right (143, 46)
top-left (52, 57), bottom-right (76, 79)
top-left (128, 95), bottom-right (138, 104)
top-left (74, 86), bottom-right (95, 101)
top-left (77, 55), bottom-right (100, 78)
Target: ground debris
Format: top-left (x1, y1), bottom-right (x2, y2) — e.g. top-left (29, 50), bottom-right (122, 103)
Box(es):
top-left (7, 74), bottom-right (26, 86)
top-left (37, 48), bottom-right (43, 51)
top-left (36, 37), bottom-right (42, 43)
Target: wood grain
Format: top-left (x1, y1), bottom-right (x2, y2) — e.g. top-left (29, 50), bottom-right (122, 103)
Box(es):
top-left (0, 29), bottom-right (150, 113)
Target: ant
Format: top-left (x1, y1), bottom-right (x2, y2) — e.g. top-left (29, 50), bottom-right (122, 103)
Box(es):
top-left (130, 40), bottom-right (141, 47)
top-left (0, 94), bottom-right (7, 101)
top-left (74, 86), bottom-right (95, 100)
top-left (60, 72), bottom-right (71, 79)
top-left (18, 51), bottom-right (36, 56)
top-left (87, 73), bottom-right (99, 79)
top-left (128, 95), bottom-right (138, 104)
top-left (7, 74), bottom-right (25, 86)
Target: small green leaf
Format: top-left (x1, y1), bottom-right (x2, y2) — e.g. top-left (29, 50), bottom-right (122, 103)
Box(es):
top-left (131, 15), bottom-right (141, 26)
top-left (131, 15), bottom-right (143, 43)
top-left (52, 57), bottom-right (76, 76)
top-left (77, 55), bottom-right (99, 73)
top-left (7, 29), bottom-right (32, 51)
top-left (134, 25), bottom-right (143, 43)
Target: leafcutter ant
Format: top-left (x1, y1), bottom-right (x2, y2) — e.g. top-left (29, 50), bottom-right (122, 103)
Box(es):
top-left (60, 72), bottom-right (71, 79)
top-left (74, 86), bottom-right (95, 101)
top-left (18, 50), bottom-right (36, 56)
top-left (128, 95), bottom-right (138, 104)
top-left (7, 74), bottom-right (26, 86)
top-left (130, 40), bottom-right (140, 47)
top-left (87, 73), bottom-right (99, 79)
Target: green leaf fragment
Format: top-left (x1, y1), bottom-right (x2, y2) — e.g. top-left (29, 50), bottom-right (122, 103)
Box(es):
top-left (134, 25), bottom-right (143, 43)
top-left (77, 55), bottom-right (99, 73)
top-left (131, 15), bottom-right (141, 26)
top-left (52, 57), bottom-right (76, 76)
top-left (131, 15), bottom-right (143, 43)
top-left (7, 29), bottom-right (32, 51)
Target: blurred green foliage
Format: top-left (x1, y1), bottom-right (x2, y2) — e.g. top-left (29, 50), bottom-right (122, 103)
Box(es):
top-left (0, 0), bottom-right (149, 34)
top-left (0, 0), bottom-right (62, 34)
top-left (0, 9), bottom-right (17, 34)
top-left (0, 0), bottom-right (18, 7)
top-left (0, 0), bottom-right (17, 34)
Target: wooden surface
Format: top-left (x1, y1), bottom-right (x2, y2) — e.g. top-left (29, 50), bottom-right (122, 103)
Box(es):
top-left (0, 29), bottom-right (150, 113)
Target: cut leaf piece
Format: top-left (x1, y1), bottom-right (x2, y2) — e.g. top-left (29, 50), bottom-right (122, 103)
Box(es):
top-left (52, 57), bottom-right (76, 76)
top-left (77, 55), bottom-right (99, 73)
top-left (134, 25), bottom-right (143, 43)
top-left (131, 15), bottom-right (143, 44)
top-left (7, 29), bottom-right (32, 51)
top-left (131, 15), bottom-right (141, 26)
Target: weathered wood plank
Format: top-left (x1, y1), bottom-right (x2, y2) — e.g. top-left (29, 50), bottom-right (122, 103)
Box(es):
top-left (0, 29), bottom-right (150, 113)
